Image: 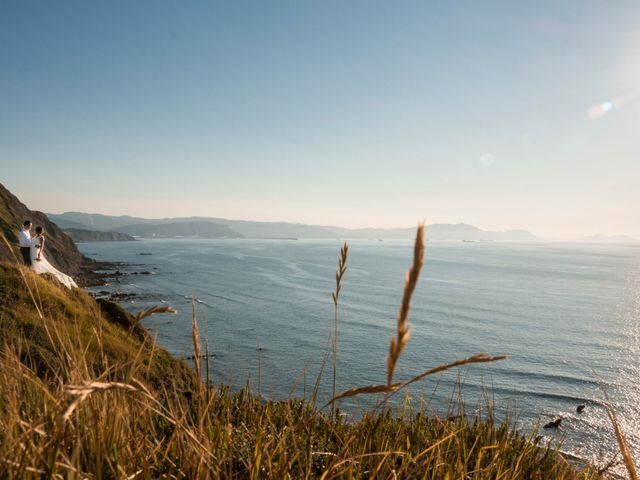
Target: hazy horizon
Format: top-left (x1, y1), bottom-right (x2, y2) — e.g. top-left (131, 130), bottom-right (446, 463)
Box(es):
top-left (2, 2), bottom-right (639, 238)
top-left (39, 207), bottom-right (636, 241)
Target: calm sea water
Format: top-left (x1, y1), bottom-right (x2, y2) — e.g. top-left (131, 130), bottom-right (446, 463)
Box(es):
top-left (79, 239), bottom-right (640, 470)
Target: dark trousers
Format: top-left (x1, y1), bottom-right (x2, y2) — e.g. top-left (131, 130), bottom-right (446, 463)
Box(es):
top-left (20, 247), bottom-right (32, 266)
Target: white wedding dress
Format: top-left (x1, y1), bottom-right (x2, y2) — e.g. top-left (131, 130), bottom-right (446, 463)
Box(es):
top-left (31, 238), bottom-right (78, 289)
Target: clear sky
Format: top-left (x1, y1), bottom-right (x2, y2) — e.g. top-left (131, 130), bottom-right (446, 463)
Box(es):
top-left (1, 1), bottom-right (639, 238)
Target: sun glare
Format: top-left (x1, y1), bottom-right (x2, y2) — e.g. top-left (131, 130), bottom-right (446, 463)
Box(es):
top-left (587, 91), bottom-right (639, 120)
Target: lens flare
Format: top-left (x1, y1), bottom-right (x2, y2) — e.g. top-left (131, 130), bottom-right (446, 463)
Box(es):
top-left (479, 153), bottom-right (495, 167)
top-left (587, 92), bottom-right (638, 120)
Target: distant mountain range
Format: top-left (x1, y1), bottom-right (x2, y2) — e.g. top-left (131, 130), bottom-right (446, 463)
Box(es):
top-left (47, 212), bottom-right (539, 241)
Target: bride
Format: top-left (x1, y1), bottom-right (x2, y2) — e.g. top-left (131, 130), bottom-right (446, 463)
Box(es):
top-left (31, 226), bottom-right (78, 289)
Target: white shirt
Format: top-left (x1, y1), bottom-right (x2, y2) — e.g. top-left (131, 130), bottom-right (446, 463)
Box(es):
top-left (19, 228), bottom-right (33, 248)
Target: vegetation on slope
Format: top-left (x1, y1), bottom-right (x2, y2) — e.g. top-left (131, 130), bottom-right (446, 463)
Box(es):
top-left (0, 263), bottom-right (198, 394)
top-left (0, 258), bottom-right (602, 478)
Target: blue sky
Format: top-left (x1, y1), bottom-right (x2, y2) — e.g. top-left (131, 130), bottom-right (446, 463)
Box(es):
top-left (1, 1), bottom-right (639, 237)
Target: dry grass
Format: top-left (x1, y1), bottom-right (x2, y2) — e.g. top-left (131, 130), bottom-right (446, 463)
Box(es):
top-left (328, 354), bottom-right (507, 405)
top-left (130, 305), bottom-right (177, 335)
top-left (387, 224), bottom-right (424, 386)
top-left (0, 228), bottom-right (604, 479)
top-left (1, 232), bottom-right (44, 319)
top-left (331, 242), bottom-right (348, 407)
top-left (601, 388), bottom-right (638, 480)
top-left (0, 334), bottom-right (595, 479)
top-left (191, 297), bottom-right (202, 381)
top-left (329, 226), bottom-right (506, 407)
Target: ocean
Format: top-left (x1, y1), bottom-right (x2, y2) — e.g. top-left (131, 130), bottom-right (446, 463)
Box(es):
top-left (78, 238), bottom-right (640, 470)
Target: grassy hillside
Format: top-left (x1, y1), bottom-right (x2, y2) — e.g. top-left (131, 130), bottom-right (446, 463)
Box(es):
top-left (0, 261), bottom-right (604, 479)
top-left (0, 263), bottom-right (198, 393)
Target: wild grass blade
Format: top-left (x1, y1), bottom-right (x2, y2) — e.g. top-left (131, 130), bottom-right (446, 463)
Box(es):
top-left (326, 383), bottom-right (402, 405)
top-left (601, 389), bottom-right (638, 480)
top-left (130, 305), bottom-right (177, 334)
top-left (400, 353), bottom-right (507, 390)
top-left (62, 381), bottom-right (138, 422)
top-left (327, 354), bottom-right (506, 406)
top-left (191, 298), bottom-right (201, 381)
top-left (387, 224), bottom-right (424, 386)
top-left (332, 242), bottom-right (348, 409)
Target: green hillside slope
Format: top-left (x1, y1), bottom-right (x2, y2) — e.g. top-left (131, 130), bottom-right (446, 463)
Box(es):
top-left (0, 261), bottom-right (599, 479)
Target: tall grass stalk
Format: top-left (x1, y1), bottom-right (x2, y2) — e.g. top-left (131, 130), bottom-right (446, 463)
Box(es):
top-left (130, 305), bottom-right (177, 335)
top-left (329, 225), bottom-right (506, 406)
top-left (257, 340), bottom-right (261, 396)
top-left (601, 388), bottom-right (638, 480)
top-left (387, 224), bottom-right (424, 386)
top-left (204, 310), bottom-right (211, 399)
top-left (331, 242), bottom-right (348, 409)
top-left (191, 297), bottom-right (201, 381)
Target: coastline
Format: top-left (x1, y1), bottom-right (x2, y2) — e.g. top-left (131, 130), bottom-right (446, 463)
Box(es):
top-left (73, 238), bottom-right (639, 478)
top-left (0, 260), bottom-right (606, 478)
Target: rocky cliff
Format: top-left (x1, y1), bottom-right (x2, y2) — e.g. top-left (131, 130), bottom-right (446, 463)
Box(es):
top-left (0, 183), bottom-right (97, 280)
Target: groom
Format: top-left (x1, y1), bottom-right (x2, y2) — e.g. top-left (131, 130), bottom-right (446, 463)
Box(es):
top-left (18, 220), bottom-right (33, 266)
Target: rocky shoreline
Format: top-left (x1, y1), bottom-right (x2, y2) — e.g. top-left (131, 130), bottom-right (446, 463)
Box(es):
top-left (83, 260), bottom-right (163, 304)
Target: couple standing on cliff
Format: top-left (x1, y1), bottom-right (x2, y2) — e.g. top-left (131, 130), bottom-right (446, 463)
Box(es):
top-left (18, 220), bottom-right (77, 289)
